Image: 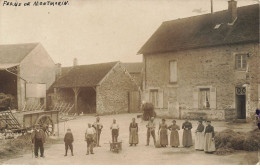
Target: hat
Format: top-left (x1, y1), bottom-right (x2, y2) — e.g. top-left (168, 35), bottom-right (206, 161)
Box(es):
top-left (67, 128), bottom-right (71, 131)
top-left (206, 120), bottom-right (211, 123)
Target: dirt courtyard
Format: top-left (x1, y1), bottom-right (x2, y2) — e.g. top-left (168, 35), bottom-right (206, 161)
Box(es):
top-left (2, 113), bottom-right (259, 165)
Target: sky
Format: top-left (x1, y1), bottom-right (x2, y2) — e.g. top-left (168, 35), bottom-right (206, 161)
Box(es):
top-left (0, 0), bottom-right (258, 67)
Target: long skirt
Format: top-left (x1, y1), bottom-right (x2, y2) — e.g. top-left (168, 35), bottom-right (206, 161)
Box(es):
top-left (160, 129), bottom-right (168, 146)
top-left (170, 130), bottom-right (179, 147)
top-left (195, 132), bottom-right (204, 150)
top-left (204, 133), bottom-right (216, 153)
top-left (182, 130), bottom-right (192, 147)
top-left (129, 127), bottom-right (138, 144)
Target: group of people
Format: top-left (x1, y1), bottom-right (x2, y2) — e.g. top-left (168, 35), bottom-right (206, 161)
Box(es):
top-left (31, 116), bottom-right (216, 158)
top-left (139, 117), bottom-right (215, 153)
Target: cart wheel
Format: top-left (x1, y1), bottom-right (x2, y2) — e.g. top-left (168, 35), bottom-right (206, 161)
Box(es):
top-left (36, 115), bottom-right (54, 136)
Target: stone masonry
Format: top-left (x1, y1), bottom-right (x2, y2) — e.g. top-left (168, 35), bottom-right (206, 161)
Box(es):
top-left (143, 43), bottom-right (259, 120)
top-left (96, 63), bottom-right (139, 114)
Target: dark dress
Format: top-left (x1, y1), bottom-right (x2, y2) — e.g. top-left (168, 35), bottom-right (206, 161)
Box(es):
top-left (129, 122), bottom-right (139, 145)
top-left (182, 121), bottom-right (193, 147)
top-left (168, 124), bottom-right (180, 147)
top-left (159, 123), bottom-right (168, 147)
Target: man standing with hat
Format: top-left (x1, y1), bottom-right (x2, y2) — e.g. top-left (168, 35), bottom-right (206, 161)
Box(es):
top-left (92, 116), bottom-right (103, 147)
top-left (31, 124), bottom-right (46, 158)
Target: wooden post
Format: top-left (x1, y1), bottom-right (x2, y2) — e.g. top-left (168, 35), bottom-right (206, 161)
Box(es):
top-left (72, 87), bottom-right (80, 115)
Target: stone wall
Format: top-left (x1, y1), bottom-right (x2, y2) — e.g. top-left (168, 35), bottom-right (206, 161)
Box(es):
top-left (143, 43), bottom-right (259, 120)
top-left (96, 63), bottom-right (139, 114)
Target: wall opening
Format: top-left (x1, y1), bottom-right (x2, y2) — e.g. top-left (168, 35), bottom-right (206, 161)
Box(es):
top-left (235, 87), bottom-right (246, 119)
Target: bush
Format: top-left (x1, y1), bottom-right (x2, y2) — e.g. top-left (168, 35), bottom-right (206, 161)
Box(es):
top-left (215, 129), bottom-right (245, 150)
top-left (215, 128), bottom-right (260, 155)
top-left (142, 102), bottom-right (156, 121)
top-left (243, 128), bottom-right (260, 151)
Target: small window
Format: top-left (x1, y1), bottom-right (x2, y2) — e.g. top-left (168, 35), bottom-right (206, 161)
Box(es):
top-left (235, 54), bottom-right (247, 71)
top-left (199, 88), bottom-right (210, 109)
top-left (149, 89), bottom-right (158, 108)
top-left (169, 60), bottom-right (177, 83)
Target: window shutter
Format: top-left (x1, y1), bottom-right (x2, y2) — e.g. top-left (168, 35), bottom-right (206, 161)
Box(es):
top-left (193, 88), bottom-right (199, 109)
top-left (170, 61), bottom-right (177, 83)
top-left (158, 90), bottom-right (164, 108)
top-left (144, 90), bottom-right (149, 102)
top-left (210, 87), bottom-right (217, 109)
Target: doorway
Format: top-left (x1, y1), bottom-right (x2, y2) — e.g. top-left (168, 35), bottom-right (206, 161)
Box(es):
top-left (128, 91), bottom-right (140, 113)
top-left (235, 87), bottom-right (246, 119)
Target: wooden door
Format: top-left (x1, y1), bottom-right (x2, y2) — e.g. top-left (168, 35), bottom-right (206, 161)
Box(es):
top-left (236, 87), bottom-right (246, 119)
top-left (128, 91), bottom-right (140, 113)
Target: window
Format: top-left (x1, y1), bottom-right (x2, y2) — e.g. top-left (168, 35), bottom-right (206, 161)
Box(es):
top-left (169, 60), bottom-right (177, 83)
top-left (199, 88), bottom-right (210, 109)
top-left (149, 89), bottom-right (159, 108)
top-left (235, 54), bottom-right (247, 70)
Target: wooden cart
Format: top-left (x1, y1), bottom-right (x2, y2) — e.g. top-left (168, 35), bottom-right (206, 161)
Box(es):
top-left (109, 141), bottom-right (122, 153)
top-left (0, 110), bottom-right (59, 135)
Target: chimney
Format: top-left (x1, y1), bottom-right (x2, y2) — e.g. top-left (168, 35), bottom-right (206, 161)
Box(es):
top-left (73, 58), bottom-right (78, 67)
top-left (228, 0), bottom-right (237, 23)
top-left (55, 63), bottom-right (62, 80)
top-left (211, 0), bottom-right (213, 14)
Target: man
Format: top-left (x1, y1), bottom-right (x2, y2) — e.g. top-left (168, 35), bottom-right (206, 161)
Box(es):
top-left (85, 123), bottom-right (96, 155)
top-left (92, 116), bottom-right (103, 147)
top-left (146, 117), bottom-right (156, 146)
top-left (110, 119), bottom-right (119, 143)
top-left (31, 124), bottom-right (46, 158)
top-left (64, 128), bottom-right (74, 156)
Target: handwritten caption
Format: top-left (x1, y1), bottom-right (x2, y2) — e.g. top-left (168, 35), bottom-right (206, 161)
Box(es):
top-left (2, 1), bottom-right (69, 6)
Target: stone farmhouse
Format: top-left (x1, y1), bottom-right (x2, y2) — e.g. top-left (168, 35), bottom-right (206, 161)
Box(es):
top-left (138, 1), bottom-right (259, 121)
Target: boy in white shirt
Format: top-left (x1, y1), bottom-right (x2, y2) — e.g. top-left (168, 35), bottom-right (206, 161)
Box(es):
top-left (85, 123), bottom-right (96, 155)
top-left (110, 119), bottom-right (119, 143)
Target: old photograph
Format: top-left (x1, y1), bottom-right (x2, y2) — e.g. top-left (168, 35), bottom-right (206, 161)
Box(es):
top-left (0, 0), bottom-right (259, 165)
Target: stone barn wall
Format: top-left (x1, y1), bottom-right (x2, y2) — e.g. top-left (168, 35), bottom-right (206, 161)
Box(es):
top-left (96, 63), bottom-right (139, 114)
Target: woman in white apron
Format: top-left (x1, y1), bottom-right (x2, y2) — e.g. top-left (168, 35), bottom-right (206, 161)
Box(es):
top-left (204, 120), bottom-right (216, 153)
top-left (195, 120), bottom-right (204, 151)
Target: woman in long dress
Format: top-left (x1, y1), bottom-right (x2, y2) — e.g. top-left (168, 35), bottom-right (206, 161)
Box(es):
top-left (129, 118), bottom-right (138, 146)
top-left (182, 119), bottom-right (193, 147)
top-left (204, 120), bottom-right (216, 153)
top-left (195, 120), bottom-right (204, 151)
top-left (159, 118), bottom-right (168, 147)
top-left (168, 120), bottom-right (180, 147)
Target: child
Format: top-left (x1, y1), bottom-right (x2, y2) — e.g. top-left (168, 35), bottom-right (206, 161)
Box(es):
top-left (64, 128), bottom-right (74, 156)
top-left (110, 119), bottom-right (119, 143)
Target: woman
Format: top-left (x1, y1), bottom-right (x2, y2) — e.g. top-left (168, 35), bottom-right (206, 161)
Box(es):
top-left (129, 118), bottom-right (139, 146)
top-left (182, 119), bottom-right (193, 147)
top-left (195, 120), bottom-right (204, 151)
top-left (204, 120), bottom-right (216, 153)
top-left (168, 120), bottom-right (180, 147)
top-left (159, 118), bottom-right (168, 147)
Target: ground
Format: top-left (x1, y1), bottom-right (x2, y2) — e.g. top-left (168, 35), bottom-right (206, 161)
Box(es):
top-left (2, 113), bottom-right (259, 165)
